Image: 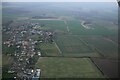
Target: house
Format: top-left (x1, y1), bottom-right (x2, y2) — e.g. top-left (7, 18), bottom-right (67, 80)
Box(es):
top-left (37, 52), bottom-right (41, 56)
top-left (32, 69), bottom-right (41, 79)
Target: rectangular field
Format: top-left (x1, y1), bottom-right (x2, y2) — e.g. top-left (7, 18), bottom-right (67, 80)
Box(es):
top-left (55, 35), bottom-right (100, 57)
top-left (37, 42), bottom-right (61, 57)
top-left (92, 58), bottom-right (118, 78)
top-left (35, 57), bottom-right (104, 78)
top-left (67, 20), bottom-right (115, 35)
top-left (80, 36), bottom-right (118, 58)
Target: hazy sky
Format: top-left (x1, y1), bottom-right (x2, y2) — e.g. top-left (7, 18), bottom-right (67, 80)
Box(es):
top-left (2, 0), bottom-right (117, 2)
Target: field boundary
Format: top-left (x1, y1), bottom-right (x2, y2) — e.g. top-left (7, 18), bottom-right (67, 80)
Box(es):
top-left (54, 42), bottom-right (62, 56)
top-left (103, 37), bottom-right (118, 46)
top-left (64, 20), bottom-right (70, 32)
top-left (90, 58), bottom-right (106, 78)
top-left (79, 38), bottom-right (105, 58)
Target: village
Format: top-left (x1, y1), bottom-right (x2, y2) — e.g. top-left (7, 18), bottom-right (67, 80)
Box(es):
top-left (3, 20), bottom-right (54, 79)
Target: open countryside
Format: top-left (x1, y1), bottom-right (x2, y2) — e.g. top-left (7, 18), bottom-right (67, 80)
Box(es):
top-left (2, 2), bottom-right (119, 79)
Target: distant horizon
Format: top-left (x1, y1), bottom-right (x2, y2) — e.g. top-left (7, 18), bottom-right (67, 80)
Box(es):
top-left (2, 0), bottom-right (117, 2)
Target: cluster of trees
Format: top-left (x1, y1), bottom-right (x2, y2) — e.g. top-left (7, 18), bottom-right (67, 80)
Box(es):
top-left (32, 16), bottom-right (55, 19)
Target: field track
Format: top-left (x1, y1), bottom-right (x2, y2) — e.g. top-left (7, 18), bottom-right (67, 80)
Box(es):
top-left (64, 20), bottom-right (70, 32)
top-left (54, 42), bottom-right (62, 55)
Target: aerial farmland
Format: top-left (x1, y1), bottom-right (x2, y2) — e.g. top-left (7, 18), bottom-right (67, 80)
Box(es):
top-left (2, 2), bottom-right (119, 79)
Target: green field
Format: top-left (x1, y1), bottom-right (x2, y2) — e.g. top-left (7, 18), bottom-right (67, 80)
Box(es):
top-left (30, 19), bottom-right (117, 36)
top-left (36, 57), bottom-right (104, 78)
top-left (55, 35), bottom-right (100, 57)
top-left (67, 20), bottom-right (115, 35)
top-left (80, 36), bottom-right (118, 58)
top-left (2, 54), bottom-right (13, 67)
top-left (2, 44), bottom-right (16, 55)
top-left (29, 19), bottom-right (117, 58)
top-left (38, 42), bottom-right (61, 57)
top-left (31, 20), bottom-right (68, 33)
top-left (2, 54), bottom-right (14, 78)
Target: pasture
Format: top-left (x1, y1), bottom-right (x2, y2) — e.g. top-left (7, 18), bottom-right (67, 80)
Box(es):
top-left (55, 35), bottom-right (100, 57)
top-left (35, 57), bottom-right (104, 78)
top-left (92, 58), bottom-right (118, 78)
top-left (80, 36), bottom-right (118, 59)
top-left (67, 20), bottom-right (115, 35)
top-left (37, 42), bottom-right (61, 57)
